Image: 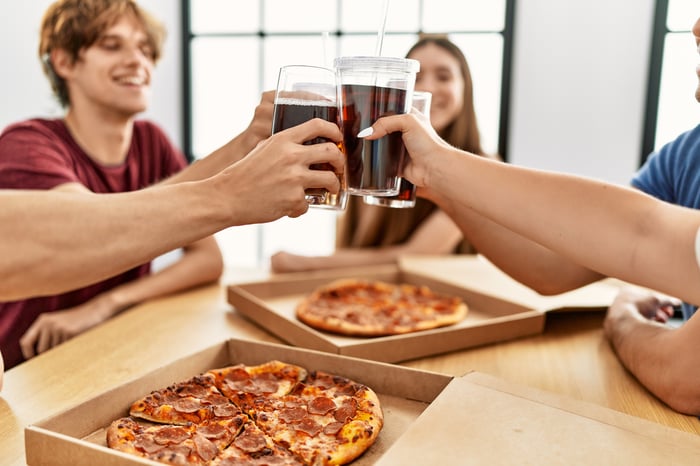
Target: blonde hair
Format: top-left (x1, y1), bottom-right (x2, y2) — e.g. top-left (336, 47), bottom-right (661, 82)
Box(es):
top-left (39, 0), bottom-right (165, 107)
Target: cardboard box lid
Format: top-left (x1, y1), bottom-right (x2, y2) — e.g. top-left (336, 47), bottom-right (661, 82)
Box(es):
top-left (376, 371), bottom-right (700, 465)
top-left (399, 255), bottom-right (623, 313)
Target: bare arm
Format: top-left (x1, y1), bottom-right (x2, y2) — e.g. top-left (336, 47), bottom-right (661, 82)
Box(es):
top-left (0, 186), bottom-right (227, 301)
top-left (48, 183), bottom-right (224, 318)
top-left (438, 201), bottom-right (605, 294)
top-left (271, 209), bottom-right (462, 273)
top-left (366, 113), bottom-right (700, 305)
top-left (604, 288), bottom-right (700, 414)
top-left (0, 118), bottom-right (344, 301)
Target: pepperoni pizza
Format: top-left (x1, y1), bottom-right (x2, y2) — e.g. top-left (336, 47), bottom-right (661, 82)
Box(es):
top-left (106, 360), bottom-right (383, 465)
top-left (295, 279), bottom-right (468, 336)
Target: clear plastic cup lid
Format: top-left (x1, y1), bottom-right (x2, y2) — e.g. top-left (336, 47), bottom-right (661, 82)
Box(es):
top-left (333, 56), bottom-right (420, 74)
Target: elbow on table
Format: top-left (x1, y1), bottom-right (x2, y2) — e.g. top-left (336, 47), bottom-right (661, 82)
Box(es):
top-left (659, 385), bottom-right (700, 416)
top-left (650, 364), bottom-right (700, 416)
top-left (519, 269), bottom-right (604, 297)
top-left (527, 281), bottom-right (580, 296)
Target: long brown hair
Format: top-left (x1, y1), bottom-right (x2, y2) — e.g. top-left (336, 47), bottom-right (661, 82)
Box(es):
top-left (407, 35), bottom-right (486, 156)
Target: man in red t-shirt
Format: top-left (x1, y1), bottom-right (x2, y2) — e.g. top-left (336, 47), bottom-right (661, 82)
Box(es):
top-left (0, 0), bottom-right (344, 371)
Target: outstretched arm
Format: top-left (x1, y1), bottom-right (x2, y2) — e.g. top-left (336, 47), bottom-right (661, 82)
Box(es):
top-left (363, 113), bottom-right (700, 305)
top-left (0, 118), bottom-right (344, 301)
top-left (438, 201), bottom-right (605, 295)
top-left (0, 185), bottom-right (227, 301)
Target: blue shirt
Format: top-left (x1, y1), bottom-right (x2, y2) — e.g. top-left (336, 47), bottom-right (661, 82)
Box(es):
top-left (631, 123), bottom-right (700, 319)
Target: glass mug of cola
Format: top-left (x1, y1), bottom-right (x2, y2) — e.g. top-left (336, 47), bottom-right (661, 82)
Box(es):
top-left (334, 56), bottom-right (420, 196)
top-left (271, 65), bottom-right (348, 210)
top-left (364, 90), bottom-right (432, 208)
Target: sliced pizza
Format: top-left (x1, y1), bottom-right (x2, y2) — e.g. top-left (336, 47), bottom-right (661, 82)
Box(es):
top-left (296, 278), bottom-right (468, 336)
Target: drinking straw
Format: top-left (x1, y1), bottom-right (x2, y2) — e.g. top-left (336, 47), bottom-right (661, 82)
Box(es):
top-left (321, 31), bottom-right (331, 69)
top-left (374, 0), bottom-right (390, 56)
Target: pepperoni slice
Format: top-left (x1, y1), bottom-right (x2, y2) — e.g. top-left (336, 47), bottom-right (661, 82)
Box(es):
top-left (153, 426), bottom-right (190, 445)
top-left (197, 422), bottom-right (227, 439)
top-left (334, 399), bottom-right (357, 423)
top-left (193, 434), bottom-right (218, 461)
top-left (307, 396), bottom-right (336, 415)
top-left (204, 393), bottom-right (231, 406)
top-left (279, 406), bottom-right (306, 423)
top-left (134, 436), bottom-right (166, 454)
top-left (223, 366), bottom-right (250, 382)
top-left (233, 426), bottom-right (268, 453)
top-left (172, 397), bottom-right (203, 413)
top-left (213, 403), bottom-right (240, 418)
top-left (176, 382), bottom-right (210, 399)
top-left (293, 417), bottom-right (322, 437)
top-left (323, 421), bottom-right (345, 436)
top-left (224, 376), bottom-right (280, 396)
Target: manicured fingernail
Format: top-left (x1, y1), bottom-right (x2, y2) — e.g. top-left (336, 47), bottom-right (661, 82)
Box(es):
top-left (357, 127), bottom-right (373, 138)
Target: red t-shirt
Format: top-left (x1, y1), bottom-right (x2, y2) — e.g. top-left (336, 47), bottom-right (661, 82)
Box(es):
top-left (0, 118), bottom-right (188, 369)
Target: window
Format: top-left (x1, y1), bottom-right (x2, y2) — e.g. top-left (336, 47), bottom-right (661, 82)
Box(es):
top-left (183, 0), bottom-right (514, 268)
top-left (643, 0), bottom-right (698, 162)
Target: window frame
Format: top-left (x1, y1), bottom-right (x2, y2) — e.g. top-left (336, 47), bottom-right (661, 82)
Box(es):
top-left (180, 0), bottom-right (516, 162)
top-left (642, 0), bottom-right (697, 165)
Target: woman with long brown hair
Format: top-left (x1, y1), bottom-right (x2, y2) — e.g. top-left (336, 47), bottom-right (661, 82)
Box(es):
top-left (271, 35), bottom-right (499, 273)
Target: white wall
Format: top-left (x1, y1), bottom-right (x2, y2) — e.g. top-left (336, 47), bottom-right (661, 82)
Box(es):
top-left (0, 0), bottom-right (182, 147)
top-left (0, 0), bottom-right (654, 184)
top-left (509, 0), bottom-right (654, 185)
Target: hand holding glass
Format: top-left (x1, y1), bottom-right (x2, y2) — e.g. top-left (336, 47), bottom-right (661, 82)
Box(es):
top-left (335, 56), bottom-right (419, 196)
top-left (271, 65), bottom-right (348, 210)
top-left (364, 90), bottom-right (432, 208)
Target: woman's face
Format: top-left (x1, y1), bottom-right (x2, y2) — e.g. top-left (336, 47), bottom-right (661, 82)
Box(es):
top-left (409, 43), bottom-right (465, 132)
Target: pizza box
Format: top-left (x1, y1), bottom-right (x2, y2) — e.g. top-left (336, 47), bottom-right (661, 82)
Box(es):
top-left (24, 338), bottom-right (453, 466)
top-left (226, 264), bottom-right (545, 363)
top-left (376, 371), bottom-right (700, 465)
top-left (25, 339), bottom-right (700, 465)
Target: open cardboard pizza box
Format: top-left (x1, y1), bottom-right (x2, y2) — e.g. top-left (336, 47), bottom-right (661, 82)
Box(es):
top-left (24, 338), bottom-right (452, 466)
top-left (25, 339), bottom-right (700, 465)
top-left (226, 256), bottom-right (621, 363)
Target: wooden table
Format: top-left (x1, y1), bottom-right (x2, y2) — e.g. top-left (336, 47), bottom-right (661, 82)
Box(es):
top-left (2, 259), bottom-right (698, 465)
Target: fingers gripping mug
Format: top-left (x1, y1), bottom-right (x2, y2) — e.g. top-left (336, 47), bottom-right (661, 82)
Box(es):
top-left (363, 90), bottom-right (432, 208)
top-left (271, 65), bottom-right (348, 210)
top-left (334, 56), bottom-right (420, 197)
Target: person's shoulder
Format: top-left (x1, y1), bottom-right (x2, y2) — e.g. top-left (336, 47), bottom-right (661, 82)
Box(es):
top-left (1, 118), bottom-right (66, 138)
top-left (673, 123), bottom-right (700, 152)
top-left (645, 124), bottom-right (700, 165)
top-left (133, 119), bottom-right (169, 136)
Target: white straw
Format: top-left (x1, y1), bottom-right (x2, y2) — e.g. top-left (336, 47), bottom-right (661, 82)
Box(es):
top-left (374, 0), bottom-right (390, 56)
top-left (321, 31), bottom-right (331, 69)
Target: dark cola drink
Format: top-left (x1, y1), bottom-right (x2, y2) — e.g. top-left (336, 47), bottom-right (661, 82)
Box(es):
top-left (272, 98), bottom-right (345, 206)
top-left (339, 84), bottom-right (408, 195)
top-left (272, 98), bottom-right (338, 145)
